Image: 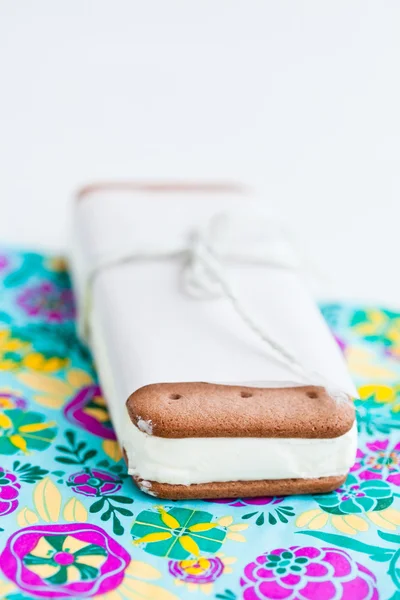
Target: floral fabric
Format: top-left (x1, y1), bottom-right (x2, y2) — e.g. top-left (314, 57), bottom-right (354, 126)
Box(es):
top-left (0, 250), bottom-right (399, 600)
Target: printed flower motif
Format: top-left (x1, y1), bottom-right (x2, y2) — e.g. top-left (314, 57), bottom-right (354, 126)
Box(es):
top-left (51, 430), bottom-right (131, 535)
top-left (0, 467), bottom-right (21, 516)
top-left (17, 282), bottom-right (75, 322)
top-left (346, 346), bottom-right (400, 382)
top-left (22, 352), bottom-right (68, 372)
top-left (63, 384), bottom-right (116, 439)
top-left (351, 439), bottom-right (400, 487)
top-left (297, 473), bottom-right (400, 534)
top-left (18, 322), bottom-right (90, 369)
top-left (0, 460), bottom-right (48, 519)
top-left (0, 523), bottom-right (130, 598)
top-left (0, 409), bottom-right (57, 455)
top-left (358, 384), bottom-right (400, 409)
top-left (0, 255), bottom-right (8, 270)
top-left (2, 252), bottom-right (44, 288)
top-left (0, 329), bottom-right (29, 370)
top-left (240, 546), bottom-right (378, 600)
top-left (102, 439), bottom-right (123, 462)
top-left (95, 560), bottom-right (179, 600)
top-left (355, 384), bottom-right (400, 435)
top-left (0, 327), bottom-right (68, 372)
top-left (317, 473), bottom-right (394, 515)
top-left (169, 553), bottom-right (235, 595)
top-left (67, 469), bottom-right (122, 497)
top-left (0, 391), bottom-right (27, 411)
top-left (351, 307), bottom-right (400, 352)
top-left (131, 507), bottom-right (246, 559)
top-left (18, 368), bottom-right (96, 410)
top-left (207, 496), bottom-right (294, 526)
top-left (16, 476), bottom-right (87, 528)
top-left (297, 505), bottom-right (400, 535)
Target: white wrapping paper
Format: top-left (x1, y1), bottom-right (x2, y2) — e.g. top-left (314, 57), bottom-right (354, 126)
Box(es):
top-left (70, 185), bottom-right (357, 446)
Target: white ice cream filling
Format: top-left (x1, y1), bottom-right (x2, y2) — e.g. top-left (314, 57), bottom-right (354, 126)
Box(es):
top-left (122, 422), bottom-right (357, 486)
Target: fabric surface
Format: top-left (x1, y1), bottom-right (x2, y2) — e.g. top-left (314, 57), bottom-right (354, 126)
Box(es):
top-left (0, 249), bottom-right (399, 600)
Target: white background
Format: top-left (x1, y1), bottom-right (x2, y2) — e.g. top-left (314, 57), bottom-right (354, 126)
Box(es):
top-left (1, 1), bottom-right (399, 306)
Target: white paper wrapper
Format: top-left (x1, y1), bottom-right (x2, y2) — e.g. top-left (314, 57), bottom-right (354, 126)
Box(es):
top-left (70, 184), bottom-right (357, 451)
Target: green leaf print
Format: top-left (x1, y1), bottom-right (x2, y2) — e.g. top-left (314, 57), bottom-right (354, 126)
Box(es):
top-left (0, 409), bottom-right (57, 455)
top-left (131, 507), bottom-right (227, 559)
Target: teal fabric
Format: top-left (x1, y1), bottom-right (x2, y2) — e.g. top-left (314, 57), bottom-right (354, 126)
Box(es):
top-left (0, 249), bottom-right (399, 600)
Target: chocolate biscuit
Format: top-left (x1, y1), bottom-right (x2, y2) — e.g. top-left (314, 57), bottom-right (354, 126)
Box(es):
top-left (134, 475), bottom-right (347, 499)
top-left (126, 382), bottom-right (354, 439)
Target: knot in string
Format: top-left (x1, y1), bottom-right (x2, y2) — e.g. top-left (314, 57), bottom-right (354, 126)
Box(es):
top-left (84, 211), bottom-right (315, 383)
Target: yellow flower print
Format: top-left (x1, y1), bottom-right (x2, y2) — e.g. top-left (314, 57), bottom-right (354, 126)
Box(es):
top-left (62, 497), bottom-right (88, 523)
top-left (355, 383), bottom-right (400, 434)
top-left (0, 328), bottom-right (69, 372)
top-left (0, 578), bottom-right (16, 596)
top-left (366, 508), bottom-right (400, 530)
top-left (95, 560), bottom-right (180, 600)
top-left (170, 553), bottom-right (236, 596)
top-left (358, 383), bottom-right (400, 414)
top-left (22, 352), bottom-right (68, 372)
top-left (0, 389), bottom-right (28, 411)
top-left (352, 309), bottom-right (400, 342)
top-left (351, 308), bottom-right (400, 356)
top-left (17, 368), bottom-right (94, 409)
top-left (23, 534), bottom-right (107, 583)
top-left (387, 323), bottom-right (400, 347)
top-left (17, 507), bottom-right (40, 527)
top-left (33, 477), bottom-right (62, 522)
top-left (359, 384), bottom-right (396, 403)
top-left (17, 477), bottom-right (87, 525)
top-left (102, 439), bottom-right (123, 462)
top-left (131, 507), bottom-right (247, 560)
top-left (0, 393), bottom-right (16, 410)
top-left (217, 515), bottom-right (248, 542)
top-left (352, 309), bottom-right (388, 337)
top-left (0, 410), bottom-right (57, 455)
top-left (296, 507), bottom-right (400, 535)
top-left (0, 329), bottom-right (29, 370)
top-left (346, 347), bottom-right (399, 382)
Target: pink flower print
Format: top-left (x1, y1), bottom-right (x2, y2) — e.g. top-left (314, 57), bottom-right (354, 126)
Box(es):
top-left (351, 439), bottom-right (400, 487)
top-left (17, 282), bottom-right (75, 322)
top-left (0, 256), bottom-right (8, 271)
top-left (0, 523), bottom-right (131, 598)
top-left (0, 391), bottom-right (27, 411)
top-left (168, 556), bottom-right (224, 584)
top-left (336, 482), bottom-right (366, 503)
top-left (68, 469), bottom-right (122, 497)
top-left (63, 385), bottom-right (116, 440)
top-left (0, 468), bottom-right (20, 516)
top-left (240, 546), bottom-right (378, 600)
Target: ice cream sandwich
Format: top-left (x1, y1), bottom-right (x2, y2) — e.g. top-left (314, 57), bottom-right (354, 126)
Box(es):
top-left (70, 183), bottom-right (357, 499)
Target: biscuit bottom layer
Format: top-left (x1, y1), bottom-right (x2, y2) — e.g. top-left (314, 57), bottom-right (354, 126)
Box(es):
top-left (123, 422), bottom-right (357, 486)
top-left (132, 474), bottom-right (348, 499)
